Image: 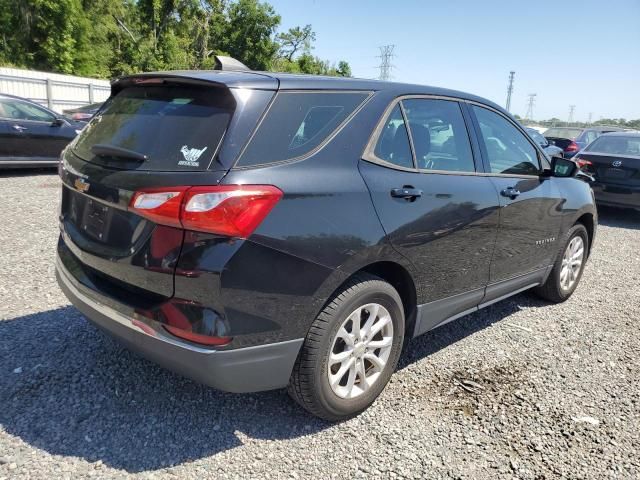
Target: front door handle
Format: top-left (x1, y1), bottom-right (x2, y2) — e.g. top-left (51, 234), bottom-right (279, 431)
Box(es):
top-left (391, 186), bottom-right (422, 200)
top-left (12, 124), bottom-right (27, 132)
top-left (500, 187), bottom-right (521, 199)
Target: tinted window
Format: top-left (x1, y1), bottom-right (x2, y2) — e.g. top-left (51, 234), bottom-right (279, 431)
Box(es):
top-left (543, 127), bottom-right (582, 140)
top-left (583, 130), bottom-right (598, 144)
top-left (238, 91), bottom-right (369, 166)
top-left (73, 85), bottom-right (234, 171)
top-left (0, 98), bottom-right (55, 122)
top-left (473, 106), bottom-right (540, 175)
top-left (402, 99), bottom-right (474, 172)
top-left (373, 104), bottom-right (413, 168)
top-left (585, 136), bottom-right (640, 155)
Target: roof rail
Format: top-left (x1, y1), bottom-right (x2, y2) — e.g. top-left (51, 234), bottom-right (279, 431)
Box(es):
top-left (213, 55), bottom-right (250, 72)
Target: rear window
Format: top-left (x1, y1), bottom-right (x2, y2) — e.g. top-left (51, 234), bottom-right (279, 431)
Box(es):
top-left (584, 136), bottom-right (640, 155)
top-left (543, 128), bottom-right (582, 140)
top-left (237, 91), bottom-right (370, 167)
top-left (73, 85), bottom-right (235, 171)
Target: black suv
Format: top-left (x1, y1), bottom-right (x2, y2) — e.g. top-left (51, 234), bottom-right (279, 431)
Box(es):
top-left (56, 66), bottom-right (597, 420)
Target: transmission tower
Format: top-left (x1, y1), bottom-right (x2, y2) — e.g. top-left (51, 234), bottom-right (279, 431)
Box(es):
top-left (525, 94), bottom-right (536, 121)
top-left (588, 112), bottom-right (593, 124)
top-left (505, 71), bottom-right (515, 112)
top-left (568, 105), bottom-right (576, 124)
top-left (377, 45), bottom-right (395, 81)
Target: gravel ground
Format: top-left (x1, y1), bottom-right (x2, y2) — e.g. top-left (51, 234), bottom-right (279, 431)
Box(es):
top-left (1, 172), bottom-right (639, 479)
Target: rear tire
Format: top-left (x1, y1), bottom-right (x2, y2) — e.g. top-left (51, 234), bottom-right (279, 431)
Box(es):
top-left (288, 273), bottom-right (405, 421)
top-left (533, 224), bottom-right (589, 303)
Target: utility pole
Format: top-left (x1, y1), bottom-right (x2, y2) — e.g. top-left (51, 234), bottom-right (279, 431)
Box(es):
top-left (568, 105), bottom-right (576, 125)
top-left (505, 71), bottom-right (515, 112)
top-left (525, 94), bottom-right (536, 121)
top-left (588, 112), bottom-right (593, 124)
top-left (377, 45), bottom-right (395, 81)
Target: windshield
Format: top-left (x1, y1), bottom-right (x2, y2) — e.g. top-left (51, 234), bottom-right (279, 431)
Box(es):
top-left (73, 85), bottom-right (235, 171)
top-left (584, 136), bottom-right (640, 156)
top-left (543, 128), bottom-right (582, 140)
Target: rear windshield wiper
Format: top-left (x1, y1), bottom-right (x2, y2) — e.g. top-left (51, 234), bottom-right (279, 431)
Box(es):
top-left (91, 144), bottom-right (148, 162)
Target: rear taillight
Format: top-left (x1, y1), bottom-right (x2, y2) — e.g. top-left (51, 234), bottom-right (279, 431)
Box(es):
top-left (131, 187), bottom-right (188, 229)
top-left (129, 185), bottom-right (282, 238)
top-left (576, 158), bottom-right (592, 169)
top-left (71, 112), bottom-right (92, 120)
top-left (565, 141), bottom-right (579, 152)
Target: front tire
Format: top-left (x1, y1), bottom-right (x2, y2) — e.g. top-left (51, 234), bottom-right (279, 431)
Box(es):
top-left (288, 273), bottom-right (405, 421)
top-left (533, 223), bottom-right (589, 303)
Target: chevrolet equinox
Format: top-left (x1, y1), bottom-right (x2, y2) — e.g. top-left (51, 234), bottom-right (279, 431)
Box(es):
top-left (56, 62), bottom-right (597, 420)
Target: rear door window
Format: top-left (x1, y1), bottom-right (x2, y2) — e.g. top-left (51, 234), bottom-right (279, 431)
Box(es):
top-left (237, 91), bottom-right (370, 167)
top-left (402, 99), bottom-right (475, 172)
top-left (372, 104), bottom-right (414, 169)
top-left (73, 84), bottom-right (235, 171)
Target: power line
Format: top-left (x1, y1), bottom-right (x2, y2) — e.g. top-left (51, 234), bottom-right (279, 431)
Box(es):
top-left (505, 71), bottom-right (515, 112)
top-left (525, 93), bottom-right (536, 121)
top-left (377, 45), bottom-right (395, 81)
top-left (568, 105), bottom-right (576, 124)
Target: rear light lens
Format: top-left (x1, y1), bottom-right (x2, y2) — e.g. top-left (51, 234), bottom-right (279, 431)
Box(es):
top-left (576, 158), bottom-right (592, 169)
top-left (129, 185), bottom-right (282, 238)
top-left (182, 185), bottom-right (283, 237)
top-left (565, 141), bottom-right (579, 152)
top-left (71, 112), bottom-right (92, 120)
top-left (130, 187), bottom-right (188, 228)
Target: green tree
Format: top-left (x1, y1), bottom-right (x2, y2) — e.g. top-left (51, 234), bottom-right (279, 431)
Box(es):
top-left (276, 24), bottom-right (315, 61)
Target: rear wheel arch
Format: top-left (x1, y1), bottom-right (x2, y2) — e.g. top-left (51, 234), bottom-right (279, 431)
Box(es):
top-left (318, 261), bottom-right (418, 341)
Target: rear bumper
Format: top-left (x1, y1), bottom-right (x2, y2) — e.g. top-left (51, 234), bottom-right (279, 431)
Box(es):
top-left (56, 256), bottom-right (303, 393)
top-left (592, 182), bottom-right (640, 210)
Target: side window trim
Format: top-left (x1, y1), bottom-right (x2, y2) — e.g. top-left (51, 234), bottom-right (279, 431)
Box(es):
top-left (397, 100), bottom-right (418, 169)
top-left (363, 95), bottom-right (484, 175)
top-left (467, 102), bottom-right (545, 177)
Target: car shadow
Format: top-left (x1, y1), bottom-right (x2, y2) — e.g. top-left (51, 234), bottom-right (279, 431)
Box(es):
top-left (1, 295), bottom-right (545, 472)
top-left (398, 292), bottom-right (547, 370)
top-left (597, 205), bottom-right (640, 230)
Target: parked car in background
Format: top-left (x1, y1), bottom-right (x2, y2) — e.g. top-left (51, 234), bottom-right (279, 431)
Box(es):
top-left (544, 126), bottom-right (624, 158)
top-left (63, 102), bottom-right (103, 121)
top-left (0, 94), bottom-right (85, 168)
top-left (56, 65), bottom-right (597, 420)
top-left (574, 131), bottom-right (640, 210)
top-left (525, 127), bottom-right (563, 158)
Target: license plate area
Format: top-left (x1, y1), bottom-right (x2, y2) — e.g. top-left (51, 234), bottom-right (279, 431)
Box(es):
top-left (81, 198), bottom-right (113, 241)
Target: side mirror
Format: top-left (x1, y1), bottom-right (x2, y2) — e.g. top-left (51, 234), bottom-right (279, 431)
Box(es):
top-left (51, 117), bottom-right (66, 127)
top-left (550, 156), bottom-right (578, 177)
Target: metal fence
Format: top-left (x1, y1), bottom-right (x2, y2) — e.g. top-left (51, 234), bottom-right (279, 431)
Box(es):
top-left (0, 67), bottom-right (111, 113)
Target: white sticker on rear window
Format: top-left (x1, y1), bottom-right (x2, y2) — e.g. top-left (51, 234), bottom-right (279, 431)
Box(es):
top-left (178, 145), bottom-right (208, 167)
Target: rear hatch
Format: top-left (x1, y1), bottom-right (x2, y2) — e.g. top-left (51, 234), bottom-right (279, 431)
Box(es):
top-left (59, 73), bottom-right (276, 302)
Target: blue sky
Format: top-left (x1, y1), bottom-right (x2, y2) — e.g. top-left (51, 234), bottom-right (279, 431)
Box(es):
top-left (271, 0), bottom-right (640, 121)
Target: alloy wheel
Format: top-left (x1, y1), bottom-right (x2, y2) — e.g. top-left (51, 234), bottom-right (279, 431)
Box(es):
top-left (327, 303), bottom-right (394, 399)
top-left (560, 236), bottom-right (584, 291)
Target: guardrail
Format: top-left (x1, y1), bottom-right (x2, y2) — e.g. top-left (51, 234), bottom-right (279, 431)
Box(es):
top-left (0, 70), bottom-right (111, 113)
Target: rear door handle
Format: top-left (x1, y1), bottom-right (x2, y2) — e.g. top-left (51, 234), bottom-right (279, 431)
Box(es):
top-left (12, 124), bottom-right (27, 132)
top-left (391, 187), bottom-right (422, 200)
top-left (500, 187), bottom-right (521, 199)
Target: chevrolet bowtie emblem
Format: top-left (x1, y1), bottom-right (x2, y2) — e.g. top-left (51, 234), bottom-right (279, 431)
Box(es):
top-left (74, 177), bottom-right (90, 193)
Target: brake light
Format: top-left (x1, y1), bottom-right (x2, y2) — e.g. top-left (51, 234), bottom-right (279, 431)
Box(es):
top-left (576, 158), bottom-right (592, 169)
top-left (129, 185), bottom-right (282, 238)
top-left (71, 112), bottom-right (92, 120)
top-left (565, 141), bottom-right (579, 152)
